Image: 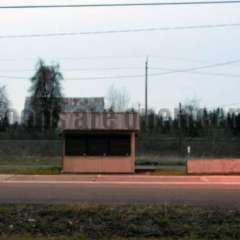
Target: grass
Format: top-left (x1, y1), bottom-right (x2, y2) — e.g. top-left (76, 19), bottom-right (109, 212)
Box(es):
top-left (0, 155), bottom-right (187, 175)
top-left (0, 167), bottom-right (185, 175)
top-left (0, 156), bottom-right (61, 166)
top-left (0, 204), bottom-right (240, 240)
top-left (0, 156), bottom-right (61, 174)
top-left (0, 155), bottom-right (186, 167)
top-left (0, 236), bottom-right (206, 240)
top-left (0, 167), bottom-right (61, 175)
top-left (0, 236), bottom-right (205, 240)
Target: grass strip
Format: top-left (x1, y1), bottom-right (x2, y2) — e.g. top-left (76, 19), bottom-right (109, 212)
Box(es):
top-left (0, 204), bottom-right (239, 239)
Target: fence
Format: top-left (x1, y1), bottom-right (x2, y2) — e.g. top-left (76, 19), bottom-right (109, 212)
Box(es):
top-left (0, 133), bottom-right (240, 170)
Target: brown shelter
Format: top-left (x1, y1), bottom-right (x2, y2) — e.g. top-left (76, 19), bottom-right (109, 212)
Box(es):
top-left (60, 112), bottom-right (139, 173)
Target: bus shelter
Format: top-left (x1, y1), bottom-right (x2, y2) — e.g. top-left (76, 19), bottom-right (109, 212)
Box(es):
top-left (59, 112), bottom-right (139, 173)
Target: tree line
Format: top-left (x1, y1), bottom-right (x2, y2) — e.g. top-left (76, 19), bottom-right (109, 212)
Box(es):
top-left (140, 106), bottom-right (240, 137)
top-left (1, 59), bottom-right (240, 138)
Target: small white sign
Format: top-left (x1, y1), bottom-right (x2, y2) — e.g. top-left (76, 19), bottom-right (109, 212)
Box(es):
top-left (187, 146), bottom-right (191, 155)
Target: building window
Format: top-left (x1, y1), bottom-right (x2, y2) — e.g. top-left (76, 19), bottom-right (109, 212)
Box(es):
top-left (109, 135), bottom-right (130, 156)
top-left (87, 135), bottom-right (109, 156)
top-left (65, 134), bottom-right (131, 156)
top-left (65, 135), bottom-right (87, 156)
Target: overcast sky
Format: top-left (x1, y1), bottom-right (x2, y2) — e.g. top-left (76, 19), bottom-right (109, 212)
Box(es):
top-left (0, 0), bottom-right (240, 114)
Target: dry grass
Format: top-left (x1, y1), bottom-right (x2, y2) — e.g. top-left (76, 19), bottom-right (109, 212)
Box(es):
top-left (0, 204), bottom-right (239, 240)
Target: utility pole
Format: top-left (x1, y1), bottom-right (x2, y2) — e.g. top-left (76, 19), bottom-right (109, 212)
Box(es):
top-left (145, 57), bottom-right (148, 130)
top-left (179, 102), bottom-right (183, 155)
top-left (179, 102), bottom-right (182, 129)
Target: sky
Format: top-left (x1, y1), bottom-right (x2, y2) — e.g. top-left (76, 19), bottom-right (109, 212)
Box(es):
top-left (0, 0), bottom-right (240, 115)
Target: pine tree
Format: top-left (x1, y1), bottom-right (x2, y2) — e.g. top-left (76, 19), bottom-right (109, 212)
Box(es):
top-left (29, 60), bottom-right (63, 130)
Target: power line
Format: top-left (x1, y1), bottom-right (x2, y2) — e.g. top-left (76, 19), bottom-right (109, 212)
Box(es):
top-left (1, 58), bottom-right (240, 80)
top-left (0, 55), bottom-right (238, 63)
top-left (150, 59), bottom-right (240, 77)
top-left (151, 67), bottom-right (240, 78)
top-left (0, 67), bottom-right (143, 72)
top-left (0, 73), bottom-right (143, 80)
top-left (0, 55), bottom-right (218, 62)
top-left (1, 1), bottom-right (240, 9)
top-left (219, 102), bottom-right (240, 108)
top-left (0, 67), bottom-right (240, 78)
top-left (0, 56), bottom-right (144, 62)
top-left (0, 75), bottom-right (27, 80)
top-left (1, 23), bottom-right (240, 39)
top-left (0, 23), bottom-right (239, 39)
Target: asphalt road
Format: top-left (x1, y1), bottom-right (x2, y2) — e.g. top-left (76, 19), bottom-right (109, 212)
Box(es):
top-left (0, 177), bottom-right (240, 207)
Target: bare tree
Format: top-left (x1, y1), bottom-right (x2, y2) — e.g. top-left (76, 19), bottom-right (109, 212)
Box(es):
top-left (106, 85), bottom-right (130, 112)
top-left (182, 97), bottom-right (201, 119)
top-left (0, 85), bottom-right (9, 130)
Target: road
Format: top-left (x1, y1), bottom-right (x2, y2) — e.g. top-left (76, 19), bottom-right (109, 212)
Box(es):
top-left (1, 175), bottom-right (240, 206)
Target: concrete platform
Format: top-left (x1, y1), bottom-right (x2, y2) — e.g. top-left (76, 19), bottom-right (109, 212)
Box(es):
top-left (2, 174), bottom-right (240, 185)
top-left (187, 159), bottom-right (240, 174)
